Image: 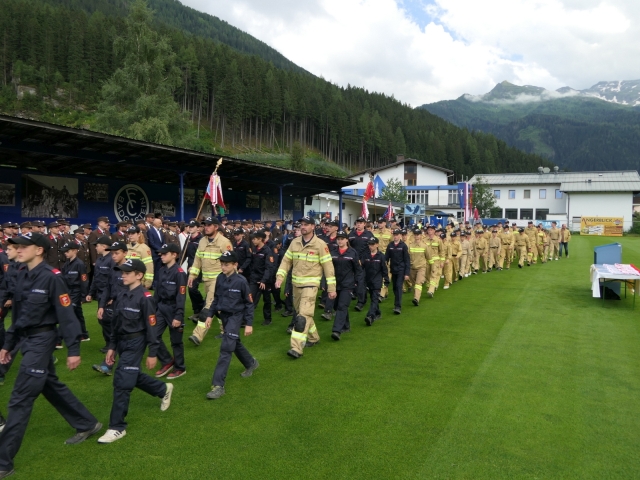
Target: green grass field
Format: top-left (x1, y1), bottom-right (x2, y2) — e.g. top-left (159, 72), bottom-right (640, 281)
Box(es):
top-left (5, 235), bottom-right (640, 479)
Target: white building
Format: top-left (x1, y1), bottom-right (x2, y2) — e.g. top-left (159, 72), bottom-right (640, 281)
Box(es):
top-left (470, 169), bottom-right (640, 231)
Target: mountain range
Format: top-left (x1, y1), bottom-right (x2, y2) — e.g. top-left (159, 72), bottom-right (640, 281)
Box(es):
top-left (419, 80), bottom-right (640, 171)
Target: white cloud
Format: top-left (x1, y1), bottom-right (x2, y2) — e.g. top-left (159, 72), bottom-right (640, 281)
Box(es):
top-left (179, 0), bottom-right (639, 105)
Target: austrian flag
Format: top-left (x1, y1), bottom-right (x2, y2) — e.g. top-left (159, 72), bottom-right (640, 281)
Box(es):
top-left (204, 173), bottom-right (225, 209)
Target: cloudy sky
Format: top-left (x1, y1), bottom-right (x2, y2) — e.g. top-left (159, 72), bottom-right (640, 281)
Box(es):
top-left (180, 0), bottom-right (639, 106)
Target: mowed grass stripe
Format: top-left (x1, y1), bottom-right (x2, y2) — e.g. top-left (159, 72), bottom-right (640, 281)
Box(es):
top-left (4, 236), bottom-right (640, 479)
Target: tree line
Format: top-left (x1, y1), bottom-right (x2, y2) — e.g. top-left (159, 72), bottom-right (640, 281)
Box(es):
top-left (0, 0), bottom-right (552, 177)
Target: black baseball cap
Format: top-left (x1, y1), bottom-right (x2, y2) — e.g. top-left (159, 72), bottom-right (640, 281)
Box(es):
top-left (127, 226), bottom-right (140, 234)
top-left (356, 216), bottom-right (366, 223)
top-left (413, 228), bottom-right (422, 234)
top-left (298, 216), bottom-right (314, 225)
top-left (233, 228), bottom-right (244, 235)
top-left (203, 217), bottom-right (220, 225)
top-left (328, 221), bottom-right (339, 227)
top-left (378, 218), bottom-right (387, 223)
top-left (367, 237), bottom-right (379, 245)
top-left (392, 228), bottom-right (403, 235)
top-left (252, 231), bottom-right (266, 240)
top-left (439, 233), bottom-right (446, 239)
top-left (60, 242), bottom-right (79, 252)
top-left (107, 241), bottom-right (128, 251)
top-left (159, 243), bottom-right (181, 254)
top-left (8, 232), bottom-right (51, 251)
top-left (188, 220), bottom-right (201, 227)
top-left (336, 230), bottom-right (348, 239)
top-left (91, 236), bottom-right (113, 246)
top-left (115, 258), bottom-right (146, 273)
top-left (47, 221), bottom-right (59, 229)
top-left (220, 251), bottom-right (238, 263)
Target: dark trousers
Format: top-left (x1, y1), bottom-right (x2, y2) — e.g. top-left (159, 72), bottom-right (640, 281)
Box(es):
top-left (109, 336), bottom-right (167, 431)
top-left (0, 330), bottom-right (98, 471)
top-left (391, 273), bottom-right (404, 308)
top-left (284, 274), bottom-right (294, 313)
top-left (356, 269), bottom-right (366, 305)
top-left (366, 287), bottom-right (381, 318)
top-left (270, 279), bottom-right (283, 309)
top-left (250, 282), bottom-right (272, 322)
top-left (70, 291), bottom-right (87, 336)
top-left (156, 304), bottom-right (185, 371)
top-left (188, 272), bottom-right (204, 314)
top-left (100, 306), bottom-right (114, 348)
top-left (559, 242), bottom-right (569, 257)
top-left (151, 255), bottom-right (162, 289)
top-left (332, 289), bottom-right (352, 333)
top-left (212, 312), bottom-right (254, 387)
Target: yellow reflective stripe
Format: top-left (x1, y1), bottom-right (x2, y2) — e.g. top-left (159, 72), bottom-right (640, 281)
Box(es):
top-left (428, 259), bottom-right (435, 264)
top-left (415, 284), bottom-right (423, 290)
top-left (319, 254), bottom-right (331, 263)
top-left (285, 250), bottom-right (294, 259)
top-left (291, 275), bottom-right (321, 285)
top-left (291, 331), bottom-right (306, 341)
top-left (409, 248), bottom-right (425, 252)
top-left (202, 271), bottom-right (221, 279)
top-left (190, 267), bottom-right (201, 275)
top-left (196, 252), bottom-right (222, 259)
top-left (276, 269), bottom-right (287, 278)
top-left (308, 325), bottom-right (317, 334)
top-left (144, 273), bottom-right (154, 280)
top-left (141, 257), bottom-right (152, 264)
top-left (325, 277), bottom-right (336, 284)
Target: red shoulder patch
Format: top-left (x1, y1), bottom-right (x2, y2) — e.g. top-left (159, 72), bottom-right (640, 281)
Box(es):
top-left (148, 314), bottom-right (157, 326)
top-left (144, 291), bottom-right (152, 298)
top-left (180, 286), bottom-right (186, 295)
top-left (81, 274), bottom-right (87, 281)
top-left (325, 247), bottom-right (329, 253)
top-left (226, 244), bottom-right (232, 251)
top-left (59, 293), bottom-right (71, 307)
top-left (52, 269), bottom-right (61, 275)
top-left (248, 293), bottom-right (253, 303)
top-left (3, 264), bottom-right (7, 272)
top-left (178, 267), bottom-right (184, 273)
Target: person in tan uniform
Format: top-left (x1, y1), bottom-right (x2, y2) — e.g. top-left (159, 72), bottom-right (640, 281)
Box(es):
top-left (442, 232), bottom-right (453, 289)
top-left (449, 231), bottom-right (461, 284)
top-left (424, 225), bottom-right (444, 298)
top-left (548, 221), bottom-right (561, 260)
top-left (524, 221), bottom-right (537, 264)
top-left (275, 216), bottom-right (336, 359)
top-left (487, 229), bottom-right (502, 271)
top-left (376, 218), bottom-right (393, 299)
top-left (498, 224), bottom-right (513, 270)
top-left (187, 217), bottom-right (232, 346)
top-left (514, 228), bottom-right (531, 267)
top-left (472, 230), bottom-right (488, 273)
top-left (126, 226), bottom-right (154, 288)
top-left (510, 223), bottom-right (519, 263)
top-left (408, 228), bottom-right (430, 305)
top-left (559, 224), bottom-right (571, 258)
top-left (535, 224), bottom-right (547, 264)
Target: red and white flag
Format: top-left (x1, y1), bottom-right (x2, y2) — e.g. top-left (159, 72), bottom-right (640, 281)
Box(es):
top-left (361, 197), bottom-right (369, 220)
top-left (204, 173), bottom-right (225, 209)
top-left (363, 180), bottom-right (375, 202)
top-left (383, 203), bottom-right (393, 219)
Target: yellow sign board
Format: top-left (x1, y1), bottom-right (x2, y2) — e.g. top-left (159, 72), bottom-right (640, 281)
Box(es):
top-left (580, 217), bottom-right (624, 236)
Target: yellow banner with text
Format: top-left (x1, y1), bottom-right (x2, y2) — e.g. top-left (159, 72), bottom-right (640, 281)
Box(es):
top-left (580, 217), bottom-right (624, 236)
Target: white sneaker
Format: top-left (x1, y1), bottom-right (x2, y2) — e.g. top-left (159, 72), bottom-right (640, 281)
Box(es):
top-left (98, 429), bottom-right (126, 444)
top-left (161, 383), bottom-right (174, 411)
top-left (443, 285), bottom-right (449, 290)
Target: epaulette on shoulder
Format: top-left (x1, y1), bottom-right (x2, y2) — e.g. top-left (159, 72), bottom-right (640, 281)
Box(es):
top-left (51, 268), bottom-right (61, 275)
top-left (178, 267), bottom-right (184, 273)
top-left (144, 291), bottom-right (153, 298)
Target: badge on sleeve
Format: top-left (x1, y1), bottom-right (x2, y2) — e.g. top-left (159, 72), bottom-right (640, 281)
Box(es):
top-left (226, 244), bottom-right (232, 251)
top-left (248, 293), bottom-right (253, 303)
top-left (180, 286), bottom-right (186, 295)
top-left (81, 274), bottom-right (87, 281)
top-left (148, 315), bottom-right (157, 326)
top-left (59, 294), bottom-right (71, 307)
top-left (3, 264), bottom-right (7, 272)
top-left (269, 256), bottom-right (274, 263)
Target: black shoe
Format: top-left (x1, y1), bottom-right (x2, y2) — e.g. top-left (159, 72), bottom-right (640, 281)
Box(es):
top-left (274, 306), bottom-right (284, 312)
top-left (321, 312), bottom-right (332, 321)
top-left (350, 293), bottom-right (356, 300)
top-left (215, 333), bottom-right (224, 339)
top-left (261, 320), bottom-right (272, 326)
top-left (375, 313), bottom-right (382, 320)
top-left (519, 264), bottom-right (522, 268)
top-left (527, 263), bottom-right (531, 267)
top-left (189, 314), bottom-right (199, 325)
top-left (0, 469), bottom-right (15, 479)
top-left (286, 326), bottom-right (293, 334)
top-left (341, 328), bottom-right (351, 333)
top-left (331, 332), bottom-right (341, 341)
top-left (65, 422), bottom-right (103, 445)
top-left (318, 303), bottom-right (325, 309)
top-left (354, 304), bottom-right (364, 312)
top-left (281, 310), bottom-right (294, 317)
top-left (99, 346), bottom-right (108, 354)
top-left (365, 315), bottom-right (373, 326)
top-left (393, 307), bottom-right (401, 315)
top-left (305, 340), bottom-right (319, 347)
top-left (412, 299), bottom-right (419, 306)
top-left (287, 349), bottom-right (301, 359)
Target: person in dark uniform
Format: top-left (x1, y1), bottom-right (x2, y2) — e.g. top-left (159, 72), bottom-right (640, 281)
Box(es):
top-left (385, 228), bottom-right (410, 315)
top-left (98, 258), bottom-right (173, 444)
top-left (60, 242), bottom-right (90, 342)
top-left (88, 217), bottom-right (111, 267)
top-left (92, 241), bottom-right (129, 375)
top-left (361, 237), bottom-right (389, 326)
top-left (328, 231), bottom-right (361, 341)
top-left (269, 236), bottom-right (284, 312)
top-left (233, 228), bottom-right (252, 282)
top-left (87, 236), bottom-right (114, 354)
top-left (153, 244), bottom-right (188, 380)
top-left (73, 228), bottom-right (91, 275)
top-left (45, 222), bottom-right (63, 269)
top-left (0, 233), bottom-right (102, 478)
top-left (248, 231), bottom-right (276, 326)
top-left (185, 221), bottom-right (204, 323)
top-left (348, 217), bottom-right (374, 311)
top-left (281, 222), bottom-right (301, 321)
top-left (204, 251), bottom-right (258, 399)
top-left (0, 243), bottom-right (19, 385)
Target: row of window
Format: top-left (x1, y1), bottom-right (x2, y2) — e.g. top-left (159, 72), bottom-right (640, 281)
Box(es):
top-left (502, 208), bottom-right (549, 220)
top-left (494, 189), bottom-right (563, 200)
top-left (406, 190), bottom-right (459, 205)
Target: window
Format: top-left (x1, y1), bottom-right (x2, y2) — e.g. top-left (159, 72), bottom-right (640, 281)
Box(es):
top-left (555, 189), bottom-right (563, 199)
top-left (539, 189), bottom-right (546, 199)
top-left (520, 209), bottom-right (533, 220)
top-left (456, 211), bottom-right (464, 220)
top-left (536, 209), bottom-right (549, 220)
top-left (406, 190), bottom-right (428, 204)
top-left (494, 190), bottom-right (501, 199)
top-left (524, 190), bottom-right (531, 199)
top-left (505, 209), bottom-right (518, 219)
top-left (406, 179), bottom-right (416, 186)
top-left (509, 190), bottom-right (516, 199)
top-left (404, 164), bottom-right (417, 174)
top-left (448, 190), bottom-right (459, 205)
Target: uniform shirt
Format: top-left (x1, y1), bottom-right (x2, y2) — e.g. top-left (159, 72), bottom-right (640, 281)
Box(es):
top-left (46, 234), bottom-right (64, 269)
top-left (75, 239), bottom-right (92, 273)
top-left (330, 245), bottom-right (361, 290)
top-left (189, 232), bottom-right (233, 282)
top-left (385, 241), bottom-right (410, 276)
top-left (127, 242), bottom-right (154, 288)
top-left (377, 227), bottom-right (393, 253)
top-left (0, 249), bottom-right (8, 287)
top-left (234, 239), bottom-right (252, 273)
top-left (61, 257), bottom-right (89, 297)
top-left (88, 227), bottom-right (110, 264)
top-left (276, 234), bottom-right (336, 291)
top-left (207, 271), bottom-right (254, 326)
top-left (99, 262), bottom-right (128, 308)
top-left (361, 251), bottom-right (389, 289)
top-left (109, 284), bottom-right (159, 356)
top-left (249, 244), bottom-right (276, 284)
top-left (2, 261), bottom-right (82, 355)
top-left (0, 259), bottom-right (19, 300)
top-left (548, 227), bottom-right (561, 241)
top-left (186, 233), bottom-right (203, 269)
top-left (153, 263), bottom-right (187, 322)
top-left (90, 253), bottom-right (115, 300)
top-left (348, 229), bottom-right (374, 261)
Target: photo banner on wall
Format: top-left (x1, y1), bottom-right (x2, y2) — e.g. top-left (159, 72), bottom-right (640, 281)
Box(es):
top-left (580, 217), bottom-right (623, 236)
top-left (0, 184), bottom-right (15, 206)
top-left (261, 195), bottom-right (280, 220)
top-left (22, 174), bottom-right (78, 218)
top-left (246, 194), bottom-right (260, 209)
top-left (84, 183), bottom-right (108, 202)
top-left (152, 201), bottom-right (176, 218)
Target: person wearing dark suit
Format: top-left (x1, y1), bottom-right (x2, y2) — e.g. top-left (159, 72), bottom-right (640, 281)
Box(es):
top-left (147, 219), bottom-right (165, 288)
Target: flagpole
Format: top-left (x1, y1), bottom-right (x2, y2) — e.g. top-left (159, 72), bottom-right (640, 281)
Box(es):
top-left (180, 158), bottom-right (223, 266)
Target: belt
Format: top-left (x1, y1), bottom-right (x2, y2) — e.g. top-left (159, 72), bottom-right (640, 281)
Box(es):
top-left (491, 247), bottom-right (498, 249)
top-left (22, 325), bottom-right (56, 336)
top-left (121, 331), bottom-right (145, 340)
top-left (452, 255), bottom-right (457, 257)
